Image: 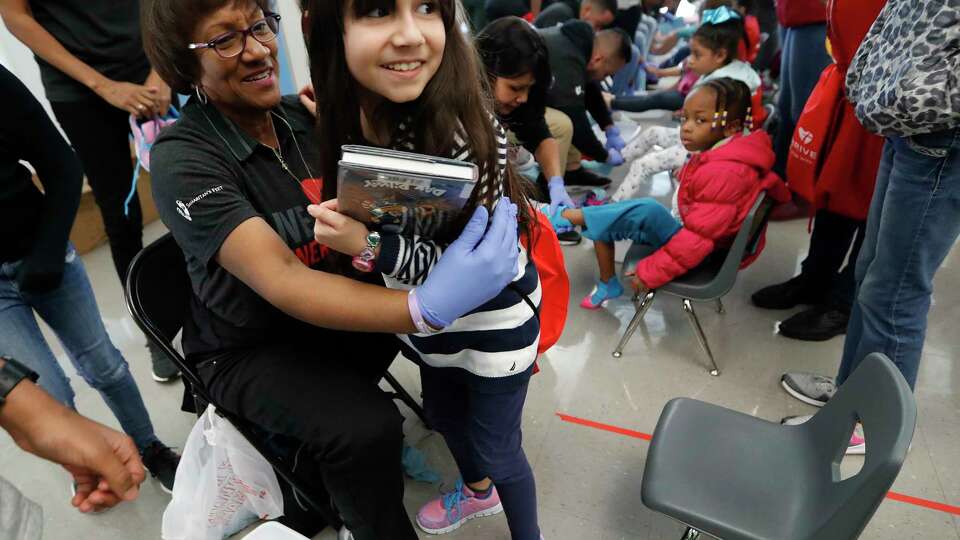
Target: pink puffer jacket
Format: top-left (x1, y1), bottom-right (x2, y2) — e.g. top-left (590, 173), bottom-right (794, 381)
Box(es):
top-left (636, 131), bottom-right (790, 289)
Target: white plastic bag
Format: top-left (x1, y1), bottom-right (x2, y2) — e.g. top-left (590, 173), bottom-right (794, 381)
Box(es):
top-left (162, 405), bottom-right (284, 540)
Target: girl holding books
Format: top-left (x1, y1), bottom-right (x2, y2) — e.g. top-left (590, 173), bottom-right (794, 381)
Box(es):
top-left (306, 1), bottom-right (544, 538)
top-left (141, 0), bottom-right (521, 537)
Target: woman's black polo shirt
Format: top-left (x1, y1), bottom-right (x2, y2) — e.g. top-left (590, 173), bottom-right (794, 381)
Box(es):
top-left (151, 96), bottom-right (382, 359)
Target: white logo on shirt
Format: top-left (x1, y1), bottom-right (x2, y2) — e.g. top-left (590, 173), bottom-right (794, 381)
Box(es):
top-left (574, 85), bottom-right (583, 96)
top-left (176, 200), bottom-right (191, 221)
top-left (175, 185), bottom-right (224, 222)
top-left (798, 127), bottom-right (814, 145)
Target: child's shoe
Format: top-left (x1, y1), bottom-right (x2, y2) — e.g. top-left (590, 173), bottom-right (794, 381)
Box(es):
top-left (580, 278), bottom-right (625, 309)
top-left (416, 479), bottom-right (503, 534)
top-left (580, 188), bottom-right (609, 208)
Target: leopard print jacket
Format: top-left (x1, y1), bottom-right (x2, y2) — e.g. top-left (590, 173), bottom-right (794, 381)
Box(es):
top-left (845, 0), bottom-right (960, 137)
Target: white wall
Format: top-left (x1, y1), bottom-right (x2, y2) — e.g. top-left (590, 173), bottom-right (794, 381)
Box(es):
top-left (276, 0), bottom-right (310, 90)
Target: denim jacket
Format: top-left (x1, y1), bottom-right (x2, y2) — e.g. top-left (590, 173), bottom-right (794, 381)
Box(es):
top-left (846, 0), bottom-right (960, 136)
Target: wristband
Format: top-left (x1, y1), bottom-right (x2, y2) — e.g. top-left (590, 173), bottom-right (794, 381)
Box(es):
top-left (352, 231), bottom-right (381, 273)
top-left (407, 289), bottom-right (443, 335)
top-left (0, 356), bottom-right (39, 407)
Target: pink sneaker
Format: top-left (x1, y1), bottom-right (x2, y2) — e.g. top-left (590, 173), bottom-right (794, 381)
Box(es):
top-left (416, 480), bottom-right (503, 535)
top-left (782, 415), bottom-right (865, 455)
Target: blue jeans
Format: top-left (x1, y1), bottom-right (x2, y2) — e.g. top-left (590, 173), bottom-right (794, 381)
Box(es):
top-left (0, 245), bottom-right (158, 450)
top-left (837, 127), bottom-right (960, 390)
top-left (612, 89), bottom-right (685, 114)
top-left (611, 44), bottom-right (646, 97)
top-left (772, 23), bottom-right (830, 177)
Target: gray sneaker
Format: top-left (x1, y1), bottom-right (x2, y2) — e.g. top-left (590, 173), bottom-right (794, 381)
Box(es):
top-left (146, 341), bottom-right (180, 383)
top-left (780, 372), bottom-right (836, 407)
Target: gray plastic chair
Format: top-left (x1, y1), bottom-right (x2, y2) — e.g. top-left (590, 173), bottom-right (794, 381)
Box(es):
top-left (612, 193), bottom-right (774, 375)
top-left (641, 353), bottom-right (917, 540)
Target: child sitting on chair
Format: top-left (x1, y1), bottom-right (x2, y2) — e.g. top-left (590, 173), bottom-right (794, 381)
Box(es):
top-left (551, 78), bottom-right (789, 308)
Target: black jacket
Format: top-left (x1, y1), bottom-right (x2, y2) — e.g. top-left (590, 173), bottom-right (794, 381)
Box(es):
top-left (540, 20), bottom-right (613, 162)
top-left (0, 65), bottom-right (82, 291)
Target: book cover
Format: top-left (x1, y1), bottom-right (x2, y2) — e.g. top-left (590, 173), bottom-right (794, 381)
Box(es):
top-left (337, 145), bottom-right (478, 239)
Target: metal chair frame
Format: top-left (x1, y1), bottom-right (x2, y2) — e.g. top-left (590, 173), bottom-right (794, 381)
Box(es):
top-left (612, 194), bottom-right (775, 376)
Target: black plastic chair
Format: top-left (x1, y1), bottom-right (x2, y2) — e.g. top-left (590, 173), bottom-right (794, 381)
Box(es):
top-left (641, 353), bottom-right (917, 540)
top-left (613, 193), bottom-right (775, 375)
top-left (124, 233), bottom-right (429, 525)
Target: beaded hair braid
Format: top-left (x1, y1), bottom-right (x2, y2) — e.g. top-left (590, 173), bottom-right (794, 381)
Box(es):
top-left (703, 78), bottom-right (753, 131)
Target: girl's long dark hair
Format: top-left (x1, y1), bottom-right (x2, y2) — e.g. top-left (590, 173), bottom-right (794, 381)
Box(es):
top-left (306, 0), bottom-right (532, 241)
top-left (476, 17), bottom-right (552, 118)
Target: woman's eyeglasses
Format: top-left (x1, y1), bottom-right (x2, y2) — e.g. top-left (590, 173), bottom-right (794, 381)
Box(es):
top-left (188, 14), bottom-right (281, 59)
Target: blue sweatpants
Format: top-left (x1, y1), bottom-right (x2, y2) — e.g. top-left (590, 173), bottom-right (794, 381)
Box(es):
top-left (420, 365), bottom-right (539, 540)
top-left (581, 198), bottom-right (682, 246)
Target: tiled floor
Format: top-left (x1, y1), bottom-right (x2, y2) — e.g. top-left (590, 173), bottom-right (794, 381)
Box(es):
top-left (2, 122), bottom-right (958, 539)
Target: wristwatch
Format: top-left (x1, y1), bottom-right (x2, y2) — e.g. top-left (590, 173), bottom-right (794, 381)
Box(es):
top-left (352, 231), bottom-right (381, 273)
top-left (0, 356), bottom-right (39, 407)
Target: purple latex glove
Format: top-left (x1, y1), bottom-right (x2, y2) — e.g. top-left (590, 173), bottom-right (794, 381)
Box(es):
top-left (604, 125), bottom-right (626, 151)
top-left (547, 176), bottom-right (576, 215)
top-left (606, 148), bottom-right (625, 166)
top-left (414, 198), bottom-right (519, 328)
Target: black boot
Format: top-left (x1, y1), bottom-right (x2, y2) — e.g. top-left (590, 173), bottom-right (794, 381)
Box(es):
top-left (751, 276), bottom-right (826, 310)
top-left (563, 167), bottom-right (611, 188)
top-left (778, 304), bottom-right (850, 341)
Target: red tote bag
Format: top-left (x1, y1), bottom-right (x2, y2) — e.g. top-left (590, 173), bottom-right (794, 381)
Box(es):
top-left (786, 64), bottom-right (844, 206)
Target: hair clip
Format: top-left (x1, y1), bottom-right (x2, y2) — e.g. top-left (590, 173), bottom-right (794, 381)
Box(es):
top-left (745, 106), bottom-right (754, 131)
top-left (712, 111), bottom-right (720, 129)
top-left (721, 110), bottom-right (728, 127)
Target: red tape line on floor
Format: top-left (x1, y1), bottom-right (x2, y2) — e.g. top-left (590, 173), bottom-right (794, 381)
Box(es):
top-left (556, 412), bottom-right (960, 517)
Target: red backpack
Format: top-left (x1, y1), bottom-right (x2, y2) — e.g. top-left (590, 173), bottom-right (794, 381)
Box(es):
top-left (520, 211), bottom-right (570, 356)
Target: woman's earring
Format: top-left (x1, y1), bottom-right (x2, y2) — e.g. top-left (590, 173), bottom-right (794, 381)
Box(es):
top-left (194, 85), bottom-right (208, 105)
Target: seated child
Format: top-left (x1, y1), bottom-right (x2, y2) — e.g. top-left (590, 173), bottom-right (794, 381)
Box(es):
top-left (552, 78), bottom-right (789, 308)
top-left (609, 15), bottom-right (762, 203)
top-left (606, 6), bottom-right (760, 115)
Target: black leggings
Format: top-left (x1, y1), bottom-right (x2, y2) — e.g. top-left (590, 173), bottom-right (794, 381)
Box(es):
top-left (800, 209), bottom-right (865, 309)
top-left (51, 98), bottom-right (142, 282)
top-left (197, 339), bottom-right (417, 540)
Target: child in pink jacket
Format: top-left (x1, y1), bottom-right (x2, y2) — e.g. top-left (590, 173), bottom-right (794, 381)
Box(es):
top-left (552, 78), bottom-right (790, 308)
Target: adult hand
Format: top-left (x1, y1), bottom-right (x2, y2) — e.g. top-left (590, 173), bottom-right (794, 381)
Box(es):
top-left (605, 125), bottom-right (626, 151)
top-left (96, 79), bottom-right (158, 118)
top-left (415, 198), bottom-right (519, 328)
top-left (547, 176), bottom-right (575, 215)
top-left (144, 70), bottom-right (172, 117)
top-left (299, 84), bottom-right (317, 117)
top-left (2, 381), bottom-right (144, 513)
top-left (606, 148), bottom-right (625, 166)
top-left (308, 199), bottom-right (369, 257)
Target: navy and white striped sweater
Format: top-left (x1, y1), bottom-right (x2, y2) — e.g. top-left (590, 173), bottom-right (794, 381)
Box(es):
top-left (374, 117), bottom-right (541, 390)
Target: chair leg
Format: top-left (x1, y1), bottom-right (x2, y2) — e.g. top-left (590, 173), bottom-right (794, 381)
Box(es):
top-left (716, 297), bottom-right (725, 314)
top-left (383, 371), bottom-right (431, 429)
top-left (681, 527), bottom-right (702, 539)
top-left (681, 299), bottom-right (721, 376)
top-left (613, 290), bottom-right (656, 358)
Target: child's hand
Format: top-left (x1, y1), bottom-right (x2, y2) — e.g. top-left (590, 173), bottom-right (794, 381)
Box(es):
top-left (299, 84), bottom-right (317, 117)
top-left (630, 275), bottom-right (649, 293)
top-left (307, 200), bottom-right (369, 257)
